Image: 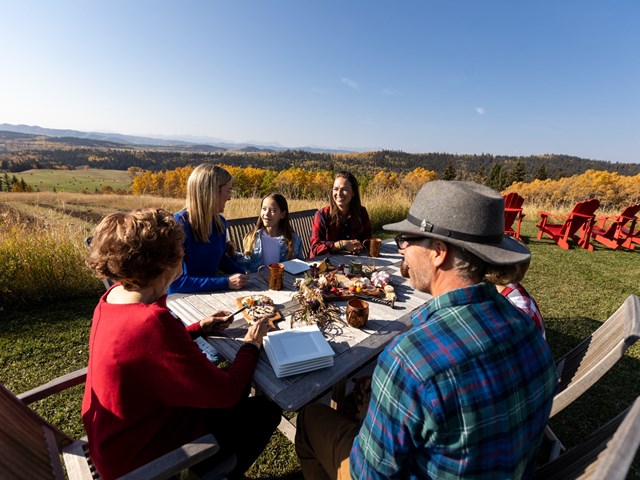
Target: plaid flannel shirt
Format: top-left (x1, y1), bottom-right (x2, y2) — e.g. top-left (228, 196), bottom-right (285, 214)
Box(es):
top-left (351, 282), bottom-right (557, 479)
top-left (309, 205), bottom-right (372, 257)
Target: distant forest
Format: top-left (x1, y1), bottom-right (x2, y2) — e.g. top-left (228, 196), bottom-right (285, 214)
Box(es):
top-left (2, 133), bottom-right (640, 182)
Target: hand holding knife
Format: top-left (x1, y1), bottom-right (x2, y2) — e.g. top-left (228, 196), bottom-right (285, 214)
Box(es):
top-left (200, 307), bottom-right (246, 335)
top-left (227, 305), bottom-right (247, 321)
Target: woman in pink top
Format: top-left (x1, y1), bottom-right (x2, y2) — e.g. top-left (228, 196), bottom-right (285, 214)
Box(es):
top-left (485, 258), bottom-right (546, 338)
top-left (83, 208), bottom-right (281, 479)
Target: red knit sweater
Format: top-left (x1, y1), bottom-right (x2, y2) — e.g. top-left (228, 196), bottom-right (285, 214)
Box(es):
top-left (82, 287), bottom-right (259, 479)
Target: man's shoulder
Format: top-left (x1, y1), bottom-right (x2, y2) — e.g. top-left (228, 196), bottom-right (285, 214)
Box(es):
top-left (390, 306), bottom-right (486, 379)
top-left (394, 291), bottom-right (538, 379)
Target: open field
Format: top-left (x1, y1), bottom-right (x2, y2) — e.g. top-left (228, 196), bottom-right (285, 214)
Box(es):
top-left (15, 168), bottom-right (133, 193)
top-left (1, 192), bottom-right (640, 477)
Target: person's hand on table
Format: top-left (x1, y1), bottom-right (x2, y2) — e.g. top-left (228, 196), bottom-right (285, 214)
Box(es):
top-left (243, 317), bottom-right (269, 348)
top-left (337, 239), bottom-right (364, 254)
top-left (228, 273), bottom-right (248, 290)
top-left (199, 310), bottom-right (233, 335)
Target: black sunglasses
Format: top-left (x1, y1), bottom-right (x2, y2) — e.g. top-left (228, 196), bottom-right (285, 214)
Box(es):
top-left (394, 235), bottom-right (426, 249)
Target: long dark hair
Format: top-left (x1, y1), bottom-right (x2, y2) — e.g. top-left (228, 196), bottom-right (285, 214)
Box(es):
top-left (243, 193), bottom-right (296, 259)
top-left (329, 171), bottom-right (363, 229)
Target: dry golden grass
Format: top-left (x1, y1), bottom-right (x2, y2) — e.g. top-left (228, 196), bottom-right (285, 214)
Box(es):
top-left (0, 191), bottom-right (412, 308)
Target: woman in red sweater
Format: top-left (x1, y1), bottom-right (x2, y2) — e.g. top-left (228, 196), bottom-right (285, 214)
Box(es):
top-left (83, 208), bottom-right (281, 480)
top-left (310, 170), bottom-right (373, 257)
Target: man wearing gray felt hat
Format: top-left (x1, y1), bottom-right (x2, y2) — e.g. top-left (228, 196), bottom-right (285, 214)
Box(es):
top-left (295, 180), bottom-right (556, 479)
top-left (384, 180), bottom-right (531, 266)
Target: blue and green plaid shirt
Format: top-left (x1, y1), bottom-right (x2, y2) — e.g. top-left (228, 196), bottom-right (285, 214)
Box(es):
top-left (351, 282), bottom-right (557, 479)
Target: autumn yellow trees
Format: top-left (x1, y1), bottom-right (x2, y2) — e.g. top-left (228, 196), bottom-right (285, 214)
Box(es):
top-left (507, 169), bottom-right (640, 209)
top-left (131, 165), bottom-right (441, 200)
top-left (131, 165), bottom-right (640, 211)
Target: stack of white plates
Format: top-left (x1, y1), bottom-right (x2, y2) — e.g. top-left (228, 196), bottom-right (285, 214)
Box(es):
top-left (263, 325), bottom-right (335, 378)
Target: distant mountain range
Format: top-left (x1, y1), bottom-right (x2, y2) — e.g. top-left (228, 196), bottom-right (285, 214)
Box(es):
top-left (0, 123), bottom-right (359, 155)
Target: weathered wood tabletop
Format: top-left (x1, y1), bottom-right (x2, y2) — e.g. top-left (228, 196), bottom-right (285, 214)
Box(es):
top-left (167, 240), bottom-right (432, 413)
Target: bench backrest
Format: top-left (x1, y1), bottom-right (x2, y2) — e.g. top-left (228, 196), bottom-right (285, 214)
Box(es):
top-left (551, 294), bottom-right (640, 417)
top-left (226, 208), bottom-right (317, 259)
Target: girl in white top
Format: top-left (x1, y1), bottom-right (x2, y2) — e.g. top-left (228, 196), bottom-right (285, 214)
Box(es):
top-left (236, 193), bottom-right (303, 272)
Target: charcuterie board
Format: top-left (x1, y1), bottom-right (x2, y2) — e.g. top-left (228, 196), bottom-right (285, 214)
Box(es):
top-left (321, 273), bottom-right (384, 302)
top-left (236, 295), bottom-right (282, 330)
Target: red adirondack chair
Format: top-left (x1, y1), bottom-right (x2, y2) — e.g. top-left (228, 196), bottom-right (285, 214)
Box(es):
top-left (591, 203), bottom-right (640, 250)
top-left (536, 198), bottom-right (600, 250)
top-left (503, 192), bottom-right (525, 240)
top-left (622, 228), bottom-right (640, 249)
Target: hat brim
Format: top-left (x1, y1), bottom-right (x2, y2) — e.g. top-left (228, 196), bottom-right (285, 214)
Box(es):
top-left (383, 219), bottom-right (530, 266)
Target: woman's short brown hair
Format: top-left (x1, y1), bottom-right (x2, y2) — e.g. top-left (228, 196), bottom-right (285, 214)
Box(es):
top-left (86, 208), bottom-right (185, 290)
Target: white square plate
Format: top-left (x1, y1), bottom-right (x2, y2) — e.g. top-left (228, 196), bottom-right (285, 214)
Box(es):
top-left (272, 360), bottom-right (334, 378)
top-left (264, 341), bottom-right (333, 371)
top-left (264, 341), bottom-right (333, 377)
top-left (264, 325), bottom-right (334, 367)
top-left (282, 259), bottom-right (311, 275)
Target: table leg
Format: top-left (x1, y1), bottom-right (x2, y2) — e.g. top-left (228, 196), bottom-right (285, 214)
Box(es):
top-left (330, 377), bottom-right (347, 412)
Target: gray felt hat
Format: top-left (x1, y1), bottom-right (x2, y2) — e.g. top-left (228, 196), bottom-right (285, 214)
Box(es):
top-left (383, 180), bottom-right (530, 265)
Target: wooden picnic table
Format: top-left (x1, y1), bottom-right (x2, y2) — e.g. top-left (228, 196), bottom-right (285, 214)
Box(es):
top-left (167, 240), bottom-right (432, 417)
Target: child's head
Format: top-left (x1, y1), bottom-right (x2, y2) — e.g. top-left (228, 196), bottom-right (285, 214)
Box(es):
top-left (259, 193), bottom-right (290, 231)
top-left (243, 193), bottom-right (296, 258)
top-left (484, 258), bottom-right (531, 286)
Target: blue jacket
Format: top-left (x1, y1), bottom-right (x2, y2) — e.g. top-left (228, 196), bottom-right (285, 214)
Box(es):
top-left (236, 228), bottom-right (303, 273)
top-left (168, 210), bottom-right (245, 293)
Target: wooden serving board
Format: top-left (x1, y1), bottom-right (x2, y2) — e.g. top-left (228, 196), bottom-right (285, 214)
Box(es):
top-left (236, 297), bottom-right (282, 330)
top-left (319, 272), bottom-right (392, 305)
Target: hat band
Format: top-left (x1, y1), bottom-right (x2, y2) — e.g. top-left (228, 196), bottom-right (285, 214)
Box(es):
top-left (407, 213), bottom-right (503, 244)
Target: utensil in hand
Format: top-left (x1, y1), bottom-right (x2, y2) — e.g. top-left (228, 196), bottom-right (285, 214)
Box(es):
top-left (226, 305), bottom-right (247, 321)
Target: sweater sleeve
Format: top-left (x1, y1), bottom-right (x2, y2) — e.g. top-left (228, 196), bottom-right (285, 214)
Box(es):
top-left (169, 271), bottom-right (230, 293)
top-left (142, 309), bottom-right (259, 409)
top-left (186, 321), bottom-right (202, 339)
top-left (310, 208), bottom-right (334, 257)
top-left (219, 252), bottom-right (246, 274)
top-left (169, 211), bottom-right (233, 293)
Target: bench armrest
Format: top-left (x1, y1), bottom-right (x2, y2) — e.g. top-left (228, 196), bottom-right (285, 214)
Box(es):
top-left (17, 367), bottom-right (88, 405)
top-left (118, 434), bottom-right (221, 480)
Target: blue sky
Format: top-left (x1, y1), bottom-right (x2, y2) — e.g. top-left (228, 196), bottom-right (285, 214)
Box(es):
top-left (1, 1), bottom-right (639, 162)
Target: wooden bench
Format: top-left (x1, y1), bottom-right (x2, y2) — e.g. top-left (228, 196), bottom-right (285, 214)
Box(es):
top-left (226, 208), bottom-right (316, 259)
top-left (3, 369), bottom-right (235, 479)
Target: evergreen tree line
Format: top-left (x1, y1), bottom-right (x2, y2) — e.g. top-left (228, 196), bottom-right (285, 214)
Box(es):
top-left (0, 173), bottom-right (34, 192)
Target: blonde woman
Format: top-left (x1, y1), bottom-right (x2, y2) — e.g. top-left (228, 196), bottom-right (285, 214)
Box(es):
top-left (236, 193), bottom-right (303, 272)
top-left (169, 164), bottom-right (248, 293)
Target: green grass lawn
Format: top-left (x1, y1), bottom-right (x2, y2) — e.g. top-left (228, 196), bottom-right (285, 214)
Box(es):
top-left (1, 217), bottom-right (639, 478)
top-left (17, 168), bottom-right (132, 193)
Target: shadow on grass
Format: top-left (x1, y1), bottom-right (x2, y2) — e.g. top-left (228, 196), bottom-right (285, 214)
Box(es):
top-left (545, 316), bottom-right (640, 479)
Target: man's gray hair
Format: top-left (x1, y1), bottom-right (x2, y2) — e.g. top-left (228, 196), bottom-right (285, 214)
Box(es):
top-left (449, 243), bottom-right (487, 282)
top-left (418, 237), bottom-right (486, 282)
